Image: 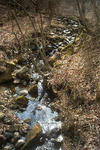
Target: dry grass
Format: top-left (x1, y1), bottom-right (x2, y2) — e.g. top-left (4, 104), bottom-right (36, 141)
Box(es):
top-left (50, 33), bottom-right (100, 150)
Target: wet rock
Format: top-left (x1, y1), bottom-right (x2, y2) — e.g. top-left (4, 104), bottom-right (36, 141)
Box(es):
top-left (12, 66), bottom-right (30, 84)
top-left (15, 95), bottom-right (28, 107)
top-left (20, 123), bottom-right (42, 150)
top-left (0, 51), bottom-right (16, 84)
top-left (28, 84), bottom-right (38, 98)
top-left (15, 139), bottom-right (25, 149)
top-left (19, 90), bottom-right (28, 96)
top-left (0, 112), bottom-right (5, 121)
top-left (53, 135), bottom-right (63, 144)
top-left (24, 118), bottom-right (31, 124)
top-left (14, 132), bottom-right (20, 140)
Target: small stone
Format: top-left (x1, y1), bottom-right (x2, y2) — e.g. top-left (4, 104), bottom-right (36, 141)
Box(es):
top-left (13, 79), bottom-right (20, 84)
top-left (56, 135), bottom-right (63, 143)
top-left (14, 132), bottom-right (20, 140)
top-left (19, 90), bottom-right (28, 96)
top-left (15, 139), bottom-right (25, 148)
top-left (0, 112), bottom-right (5, 121)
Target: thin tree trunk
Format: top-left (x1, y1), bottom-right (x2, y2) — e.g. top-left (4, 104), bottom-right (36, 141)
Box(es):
top-left (76, 0), bottom-right (93, 35)
top-left (91, 0), bottom-right (100, 27)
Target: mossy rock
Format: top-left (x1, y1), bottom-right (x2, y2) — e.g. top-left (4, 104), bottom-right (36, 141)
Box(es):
top-left (74, 37), bottom-right (80, 43)
top-left (61, 44), bottom-right (74, 56)
top-left (64, 47), bottom-right (74, 56)
top-left (54, 60), bottom-right (62, 68)
top-left (16, 66), bottom-right (28, 79)
top-left (0, 52), bottom-right (16, 83)
top-left (15, 95), bottom-right (28, 107)
top-left (28, 84), bottom-right (38, 98)
top-left (49, 52), bottom-right (61, 66)
top-left (20, 123), bottom-right (42, 150)
top-left (49, 54), bottom-right (57, 66)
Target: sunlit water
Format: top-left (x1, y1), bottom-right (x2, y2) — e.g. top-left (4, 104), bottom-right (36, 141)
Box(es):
top-left (15, 73), bottom-right (63, 150)
top-left (15, 18), bottom-right (81, 149)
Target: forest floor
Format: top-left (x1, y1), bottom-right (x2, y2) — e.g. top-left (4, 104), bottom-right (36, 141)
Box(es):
top-left (50, 33), bottom-right (100, 150)
top-left (0, 3), bottom-right (100, 150)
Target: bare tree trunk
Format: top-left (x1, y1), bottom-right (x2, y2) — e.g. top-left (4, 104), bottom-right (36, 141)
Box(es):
top-left (91, 0), bottom-right (100, 27)
top-left (12, 0), bottom-right (51, 71)
top-left (76, 0), bottom-right (93, 35)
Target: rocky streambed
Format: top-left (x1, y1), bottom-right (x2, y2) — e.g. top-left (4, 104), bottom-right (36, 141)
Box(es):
top-left (0, 17), bottom-right (82, 150)
top-left (15, 72), bottom-right (63, 150)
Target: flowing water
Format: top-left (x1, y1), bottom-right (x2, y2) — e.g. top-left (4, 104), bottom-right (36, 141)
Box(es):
top-left (15, 73), bottom-right (63, 150)
top-left (14, 18), bottom-right (81, 150)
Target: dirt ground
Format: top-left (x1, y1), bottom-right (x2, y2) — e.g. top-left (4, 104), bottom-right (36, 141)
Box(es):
top-left (50, 33), bottom-right (100, 150)
top-left (0, 2), bottom-right (100, 150)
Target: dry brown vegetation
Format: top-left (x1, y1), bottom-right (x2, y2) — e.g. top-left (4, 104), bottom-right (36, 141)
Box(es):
top-left (50, 33), bottom-right (100, 149)
top-left (0, 0), bottom-right (100, 150)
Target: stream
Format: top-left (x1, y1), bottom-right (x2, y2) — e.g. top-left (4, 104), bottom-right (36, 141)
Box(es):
top-left (15, 72), bottom-right (63, 150)
top-left (13, 17), bottom-right (81, 150)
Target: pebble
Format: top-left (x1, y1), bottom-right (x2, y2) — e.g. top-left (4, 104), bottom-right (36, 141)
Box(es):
top-left (19, 90), bottom-right (28, 95)
top-left (15, 139), bottom-right (25, 148)
top-left (14, 132), bottom-right (20, 140)
top-left (0, 112), bottom-right (5, 120)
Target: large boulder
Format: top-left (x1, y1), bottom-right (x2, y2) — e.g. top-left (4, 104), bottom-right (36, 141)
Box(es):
top-left (20, 123), bottom-right (42, 150)
top-left (12, 66), bottom-right (30, 84)
top-left (0, 51), bottom-right (16, 84)
top-left (28, 84), bottom-right (38, 98)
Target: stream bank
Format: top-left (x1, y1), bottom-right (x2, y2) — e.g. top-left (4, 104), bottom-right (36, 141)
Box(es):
top-left (0, 16), bottom-right (82, 150)
top-left (50, 33), bottom-right (100, 150)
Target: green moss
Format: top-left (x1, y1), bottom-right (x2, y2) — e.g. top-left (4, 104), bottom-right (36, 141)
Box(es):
top-left (28, 84), bottom-right (38, 98)
top-left (20, 123), bottom-right (42, 150)
top-left (15, 95), bottom-right (28, 106)
top-left (54, 60), bottom-right (62, 68)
